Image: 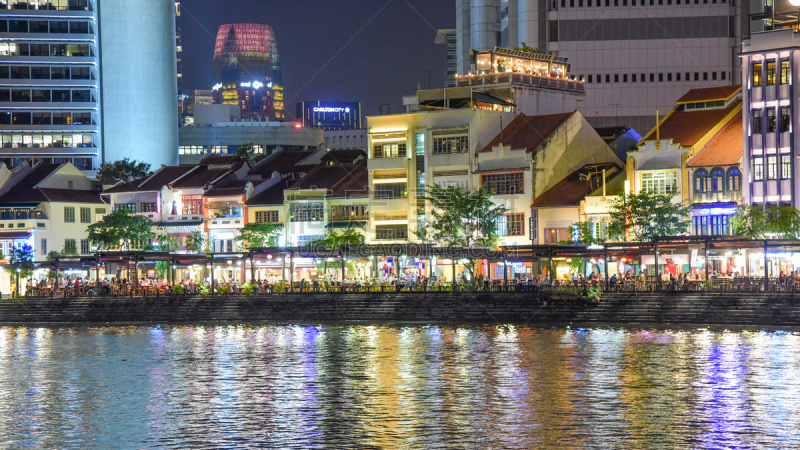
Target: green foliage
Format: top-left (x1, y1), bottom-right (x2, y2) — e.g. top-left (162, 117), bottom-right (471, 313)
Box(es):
top-left (87, 209), bottom-right (154, 250)
top-left (513, 43), bottom-right (540, 54)
top-left (235, 223), bottom-right (282, 250)
top-left (586, 286), bottom-right (602, 301)
top-left (235, 143), bottom-right (267, 165)
top-left (199, 283), bottom-right (210, 296)
top-left (215, 284), bottom-right (230, 295)
top-left (417, 184), bottom-right (509, 248)
top-left (558, 222), bottom-right (603, 245)
top-left (171, 284), bottom-right (183, 295)
top-left (241, 282), bottom-right (254, 295)
top-left (184, 231), bottom-right (205, 254)
top-left (10, 244), bottom-right (34, 278)
top-left (731, 205), bottom-right (800, 239)
top-left (310, 228), bottom-right (363, 249)
top-left (62, 240), bottom-right (78, 256)
top-left (273, 280), bottom-right (287, 294)
top-left (607, 191), bottom-right (690, 242)
top-left (96, 158), bottom-right (152, 184)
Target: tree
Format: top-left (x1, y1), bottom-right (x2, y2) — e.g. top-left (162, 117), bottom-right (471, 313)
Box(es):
top-left (732, 205), bottom-right (800, 239)
top-left (96, 158), bottom-right (153, 184)
top-left (184, 231), bottom-right (205, 254)
top-left (514, 43), bottom-right (540, 54)
top-left (62, 240), bottom-right (78, 256)
top-left (235, 143), bottom-right (267, 165)
top-left (87, 209), bottom-right (155, 250)
top-left (10, 244), bottom-right (34, 279)
top-left (607, 191), bottom-right (690, 242)
top-left (558, 221), bottom-right (604, 245)
top-left (153, 234), bottom-right (178, 280)
top-left (234, 223), bottom-right (282, 250)
top-left (309, 228), bottom-right (364, 249)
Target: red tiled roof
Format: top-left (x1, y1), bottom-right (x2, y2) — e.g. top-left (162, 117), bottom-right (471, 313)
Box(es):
top-left (677, 85), bottom-right (741, 104)
top-left (532, 164), bottom-right (620, 208)
top-left (0, 164), bottom-right (61, 203)
top-left (38, 188), bottom-right (104, 204)
top-left (248, 150), bottom-right (315, 177)
top-left (204, 180), bottom-right (249, 197)
top-left (480, 111), bottom-right (576, 153)
top-left (246, 178), bottom-right (295, 206)
top-left (640, 99), bottom-right (741, 147)
top-left (289, 161), bottom-right (368, 198)
top-left (686, 111), bottom-right (743, 168)
top-left (198, 155), bottom-right (241, 166)
top-left (171, 166), bottom-right (231, 189)
top-left (102, 177), bottom-right (148, 194)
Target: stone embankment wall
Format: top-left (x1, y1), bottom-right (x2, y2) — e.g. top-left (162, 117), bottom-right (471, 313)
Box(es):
top-left (1, 292), bottom-right (800, 326)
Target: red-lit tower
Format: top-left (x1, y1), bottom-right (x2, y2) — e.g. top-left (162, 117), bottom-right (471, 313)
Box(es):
top-left (212, 24), bottom-right (284, 120)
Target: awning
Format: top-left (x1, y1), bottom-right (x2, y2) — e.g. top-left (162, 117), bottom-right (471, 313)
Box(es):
top-left (325, 221), bottom-right (366, 229)
top-left (0, 231), bottom-right (32, 240)
top-left (156, 221), bottom-right (204, 227)
top-left (472, 91), bottom-right (516, 107)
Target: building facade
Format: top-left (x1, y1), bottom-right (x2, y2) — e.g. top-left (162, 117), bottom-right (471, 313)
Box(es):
top-left (435, 29), bottom-right (457, 87)
top-left (99, 0), bottom-right (178, 168)
top-left (0, 0), bottom-right (101, 173)
top-left (741, 29), bottom-right (799, 209)
top-left (454, 0), bottom-right (755, 131)
top-left (295, 101), bottom-right (361, 130)
top-left (212, 23), bottom-right (283, 121)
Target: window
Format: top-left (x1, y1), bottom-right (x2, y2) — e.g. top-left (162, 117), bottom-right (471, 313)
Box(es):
top-left (694, 169), bottom-right (707, 195)
top-left (727, 168), bottom-right (741, 192)
top-left (753, 110), bottom-right (763, 134)
top-left (41, 238), bottom-right (46, 255)
top-left (432, 136), bottom-right (468, 154)
top-left (588, 74), bottom-right (592, 83)
top-left (496, 213), bottom-right (525, 236)
top-left (289, 202), bottom-right (324, 222)
top-left (710, 168), bottom-right (724, 192)
top-left (753, 63), bottom-right (762, 86)
top-left (114, 204), bottom-right (135, 213)
top-left (676, 73), bottom-right (681, 81)
top-left (659, 73), bottom-right (664, 82)
top-left (64, 239), bottom-right (76, 253)
top-left (623, 74), bottom-right (628, 82)
top-left (605, 74), bottom-right (610, 83)
top-left (296, 235), bottom-right (324, 246)
top-left (79, 207), bottom-right (90, 223)
top-left (781, 60), bottom-right (790, 84)
top-left (375, 224), bottom-right (407, 240)
top-left (753, 157), bottom-right (764, 181)
top-left (374, 183), bottom-right (407, 199)
top-left (81, 239), bottom-right (90, 254)
top-left (64, 206), bottom-right (75, 223)
top-left (650, 73), bottom-right (654, 82)
top-left (780, 106), bottom-right (790, 132)
top-left (182, 195), bottom-right (203, 215)
top-left (255, 210), bottom-right (279, 223)
top-left (140, 203), bottom-right (156, 213)
top-left (614, 74), bottom-right (619, 83)
top-left (544, 228), bottom-right (571, 244)
top-left (767, 109), bottom-right (776, 132)
top-left (95, 208), bottom-right (106, 215)
top-left (767, 156), bottom-right (778, 180)
top-left (640, 172), bottom-right (678, 195)
top-left (373, 143), bottom-right (406, 158)
top-left (331, 205), bottom-right (367, 221)
top-left (482, 172), bottom-right (524, 195)
top-left (782, 155), bottom-right (792, 179)
top-left (767, 62), bottom-right (776, 85)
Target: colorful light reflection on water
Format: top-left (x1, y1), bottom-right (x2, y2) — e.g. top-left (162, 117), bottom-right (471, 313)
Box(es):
top-left (1, 325), bottom-right (799, 449)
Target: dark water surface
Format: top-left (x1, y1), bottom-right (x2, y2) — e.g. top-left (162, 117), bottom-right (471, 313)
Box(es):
top-left (1, 324), bottom-right (799, 449)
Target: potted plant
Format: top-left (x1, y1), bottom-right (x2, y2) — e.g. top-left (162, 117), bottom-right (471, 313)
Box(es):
top-left (216, 285), bottom-right (231, 298)
top-left (273, 280), bottom-right (287, 295)
top-left (199, 283), bottom-right (210, 299)
top-left (171, 284), bottom-right (184, 298)
top-left (241, 282), bottom-right (253, 298)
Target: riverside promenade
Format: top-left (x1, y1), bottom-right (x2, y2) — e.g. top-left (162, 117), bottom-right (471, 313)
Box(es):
top-left (2, 291), bottom-right (800, 326)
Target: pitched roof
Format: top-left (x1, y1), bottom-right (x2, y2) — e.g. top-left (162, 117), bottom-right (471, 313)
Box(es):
top-left (640, 98), bottom-right (741, 147)
top-left (101, 166), bottom-right (196, 194)
top-left (480, 111), bottom-right (576, 153)
top-left (204, 180), bottom-right (249, 197)
top-left (37, 188), bottom-right (104, 204)
top-left (246, 178), bottom-right (295, 206)
top-left (171, 166), bottom-right (231, 189)
top-left (686, 110), bottom-right (743, 168)
top-left (248, 150), bottom-right (315, 177)
top-left (288, 161), bottom-right (368, 198)
top-left (677, 85), bottom-right (742, 104)
top-left (198, 155), bottom-right (241, 165)
top-left (320, 149), bottom-right (366, 164)
top-left (532, 164), bottom-right (620, 208)
top-left (0, 163), bottom-right (61, 204)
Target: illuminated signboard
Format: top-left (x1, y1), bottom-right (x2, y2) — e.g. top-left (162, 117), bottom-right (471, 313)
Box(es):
top-left (297, 101), bottom-right (361, 130)
top-left (212, 83), bottom-right (222, 91)
top-left (240, 81), bottom-right (265, 89)
top-left (694, 207), bottom-right (737, 216)
top-left (313, 106), bottom-right (351, 113)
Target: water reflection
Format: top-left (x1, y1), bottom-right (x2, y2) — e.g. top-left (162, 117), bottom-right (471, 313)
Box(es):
top-left (1, 325), bottom-right (799, 448)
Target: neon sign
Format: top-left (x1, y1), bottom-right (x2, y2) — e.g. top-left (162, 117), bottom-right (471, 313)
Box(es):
top-left (239, 81), bottom-right (265, 89)
top-left (212, 83), bottom-right (222, 91)
top-left (313, 107), bottom-right (351, 113)
top-left (695, 207), bottom-right (737, 216)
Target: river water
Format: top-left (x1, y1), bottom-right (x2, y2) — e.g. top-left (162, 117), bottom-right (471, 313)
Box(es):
top-left (1, 324), bottom-right (799, 449)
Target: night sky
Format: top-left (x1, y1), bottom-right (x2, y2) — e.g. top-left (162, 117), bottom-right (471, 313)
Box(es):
top-left (180, 0), bottom-right (455, 121)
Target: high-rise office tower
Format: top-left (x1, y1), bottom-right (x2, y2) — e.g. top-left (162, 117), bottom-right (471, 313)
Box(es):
top-left (455, 0), bottom-right (758, 131)
top-left (212, 23), bottom-right (284, 121)
top-left (0, 0), bottom-right (101, 173)
top-left (0, 0), bottom-right (179, 173)
top-left (175, 1), bottom-right (182, 95)
top-left (435, 29), bottom-right (457, 87)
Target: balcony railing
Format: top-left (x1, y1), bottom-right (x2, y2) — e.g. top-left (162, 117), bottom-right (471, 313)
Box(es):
top-left (456, 72), bottom-right (585, 93)
top-left (694, 191), bottom-right (742, 203)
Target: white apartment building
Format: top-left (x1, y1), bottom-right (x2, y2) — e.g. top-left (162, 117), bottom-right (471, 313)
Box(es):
top-left (455, 0), bottom-right (756, 131)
